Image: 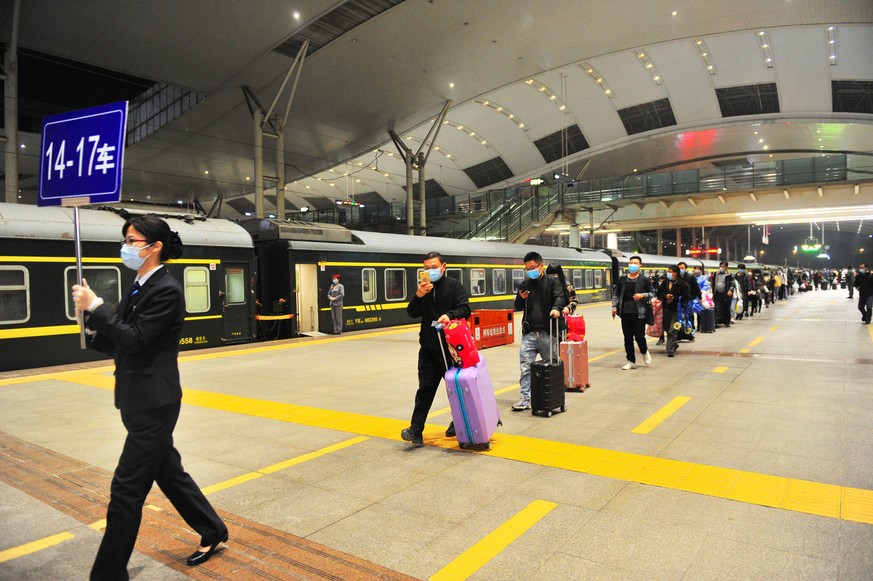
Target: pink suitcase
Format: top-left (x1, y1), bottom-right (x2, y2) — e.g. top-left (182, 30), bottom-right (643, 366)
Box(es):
top-left (560, 340), bottom-right (590, 392)
top-left (444, 357), bottom-right (501, 450)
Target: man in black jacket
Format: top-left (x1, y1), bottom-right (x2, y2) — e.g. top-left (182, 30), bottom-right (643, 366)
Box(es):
top-left (512, 251), bottom-right (564, 410)
top-left (709, 261), bottom-right (735, 328)
top-left (657, 265), bottom-right (691, 357)
top-left (402, 251), bottom-right (471, 445)
top-left (856, 263), bottom-right (873, 324)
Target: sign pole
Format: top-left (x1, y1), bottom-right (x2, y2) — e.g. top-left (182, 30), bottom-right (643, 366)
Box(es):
top-left (38, 100), bottom-right (128, 352)
top-left (73, 205), bottom-right (86, 349)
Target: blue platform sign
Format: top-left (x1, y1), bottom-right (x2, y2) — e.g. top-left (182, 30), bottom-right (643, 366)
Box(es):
top-left (38, 101), bottom-right (128, 207)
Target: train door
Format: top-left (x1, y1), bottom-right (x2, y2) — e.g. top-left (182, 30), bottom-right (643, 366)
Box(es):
top-left (295, 263), bottom-right (319, 334)
top-left (221, 263), bottom-right (252, 342)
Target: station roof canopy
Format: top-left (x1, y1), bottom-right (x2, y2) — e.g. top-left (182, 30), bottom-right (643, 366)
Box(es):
top-left (3, 1), bottom-right (873, 216)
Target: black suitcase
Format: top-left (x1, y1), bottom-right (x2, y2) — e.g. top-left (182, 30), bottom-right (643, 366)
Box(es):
top-left (530, 319), bottom-right (566, 418)
top-left (699, 309), bottom-right (715, 333)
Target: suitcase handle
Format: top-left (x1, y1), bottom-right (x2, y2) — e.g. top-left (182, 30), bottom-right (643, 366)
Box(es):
top-left (549, 315), bottom-right (558, 364)
top-left (433, 321), bottom-right (451, 370)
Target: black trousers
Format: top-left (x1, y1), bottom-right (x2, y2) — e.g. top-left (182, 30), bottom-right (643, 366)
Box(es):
top-left (663, 310), bottom-right (679, 354)
top-left (620, 313), bottom-right (648, 363)
top-left (410, 349), bottom-right (448, 434)
top-left (713, 292), bottom-right (731, 326)
top-left (90, 403), bottom-right (226, 581)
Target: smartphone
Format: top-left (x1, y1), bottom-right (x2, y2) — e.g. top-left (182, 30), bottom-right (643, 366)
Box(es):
top-left (419, 271), bottom-right (430, 284)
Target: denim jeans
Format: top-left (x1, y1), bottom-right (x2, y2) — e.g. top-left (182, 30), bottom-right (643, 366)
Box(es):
top-left (519, 330), bottom-right (558, 401)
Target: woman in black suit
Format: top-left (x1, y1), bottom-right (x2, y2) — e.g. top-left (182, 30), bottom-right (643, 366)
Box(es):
top-left (73, 215), bottom-right (227, 580)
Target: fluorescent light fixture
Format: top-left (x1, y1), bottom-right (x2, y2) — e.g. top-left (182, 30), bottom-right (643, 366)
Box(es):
top-left (525, 78), bottom-right (570, 110)
top-left (758, 31), bottom-right (774, 68)
top-left (475, 99), bottom-right (528, 131)
top-left (636, 51), bottom-right (663, 85)
top-left (827, 26), bottom-right (837, 65)
top-left (693, 39), bottom-right (716, 75)
top-left (579, 63), bottom-right (615, 98)
top-left (442, 120), bottom-right (491, 148)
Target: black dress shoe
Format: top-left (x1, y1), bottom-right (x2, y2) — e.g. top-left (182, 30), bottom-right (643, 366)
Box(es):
top-left (186, 533), bottom-right (228, 566)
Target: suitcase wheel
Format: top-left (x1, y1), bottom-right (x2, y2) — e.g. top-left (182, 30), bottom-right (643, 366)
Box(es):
top-left (545, 411), bottom-right (552, 417)
top-left (673, 322), bottom-right (682, 330)
top-left (561, 405), bottom-right (567, 412)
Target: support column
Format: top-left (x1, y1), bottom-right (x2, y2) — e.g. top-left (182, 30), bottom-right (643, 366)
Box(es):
top-left (569, 224), bottom-right (580, 248)
top-left (418, 156), bottom-right (426, 235)
top-left (253, 109), bottom-right (264, 218)
top-left (657, 228), bottom-right (663, 255)
top-left (405, 154), bottom-right (414, 235)
top-left (691, 228), bottom-right (697, 250)
top-left (675, 228), bottom-right (682, 257)
top-left (275, 115), bottom-right (285, 219)
top-left (4, 0), bottom-right (20, 203)
top-left (589, 209), bottom-right (595, 249)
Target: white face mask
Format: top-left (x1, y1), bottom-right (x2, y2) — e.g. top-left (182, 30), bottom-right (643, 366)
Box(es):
top-left (121, 244), bottom-right (152, 270)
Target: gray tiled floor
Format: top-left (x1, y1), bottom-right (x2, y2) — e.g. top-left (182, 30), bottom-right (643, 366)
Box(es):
top-left (1, 289), bottom-right (872, 579)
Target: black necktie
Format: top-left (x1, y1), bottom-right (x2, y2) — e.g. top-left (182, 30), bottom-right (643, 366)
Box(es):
top-left (130, 281), bottom-right (141, 297)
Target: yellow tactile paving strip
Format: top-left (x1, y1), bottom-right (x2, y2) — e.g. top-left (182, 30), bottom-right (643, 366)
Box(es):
top-left (23, 369), bottom-right (873, 527)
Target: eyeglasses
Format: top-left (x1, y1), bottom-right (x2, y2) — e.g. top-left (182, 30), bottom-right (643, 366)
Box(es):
top-left (122, 237), bottom-right (151, 246)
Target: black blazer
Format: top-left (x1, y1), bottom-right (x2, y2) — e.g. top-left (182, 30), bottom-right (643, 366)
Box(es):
top-left (86, 267), bottom-right (185, 415)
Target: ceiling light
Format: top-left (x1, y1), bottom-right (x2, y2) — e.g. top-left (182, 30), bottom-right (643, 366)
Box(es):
top-left (758, 31), bottom-right (774, 68)
top-left (672, 10), bottom-right (678, 16)
top-left (293, 11), bottom-right (300, 19)
top-left (827, 26), bottom-right (837, 65)
top-left (246, 176), bottom-right (250, 180)
top-left (300, 206), bottom-right (309, 212)
top-left (268, 214), bottom-right (276, 219)
top-left (637, 51), bottom-right (663, 85)
top-left (580, 63), bottom-right (615, 98)
top-left (203, 170), bottom-right (209, 175)
top-left (694, 39), bottom-right (716, 75)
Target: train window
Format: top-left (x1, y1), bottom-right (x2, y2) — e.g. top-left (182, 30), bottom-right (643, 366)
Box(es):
top-left (184, 267), bottom-right (210, 313)
top-left (63, 266), bottom-right (121, 321)
top-left (470, 269), bottom-right (486, 296)
top-left (384, 268), bottom-right (407, 301)
top-left (594, 269), bottom-right (603, 288)
top-left (573, 269), bottom-right (583, 290)
top-left (492, 269), bottom-right (506, 294)
top-left (446, 268), bottom-right (462, 283)
top-left (225, 268), bottom-right (246, 304)
top-left (362, 268), bottom-right (376, 303)
top-left (604, 269), bottom-right (612, 289)
top-left (512, 269), bottom-right (524, 291)
top-left (0, 266), bottom-right (29, 324)
top-left (585, 269), bottom-right (594, 289)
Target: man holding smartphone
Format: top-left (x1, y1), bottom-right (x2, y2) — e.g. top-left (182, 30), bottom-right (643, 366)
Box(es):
top-left (402, 252), bottom-right (471, 445)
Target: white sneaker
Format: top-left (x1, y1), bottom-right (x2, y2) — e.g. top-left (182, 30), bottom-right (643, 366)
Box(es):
top-left (622, 362), bottom-right (637, 370)
top-left (644, 352), bottom-right (652, 366)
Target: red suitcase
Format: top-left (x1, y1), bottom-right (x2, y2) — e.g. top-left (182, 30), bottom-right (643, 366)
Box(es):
top-left (560, 339), bottom-right (590, 392)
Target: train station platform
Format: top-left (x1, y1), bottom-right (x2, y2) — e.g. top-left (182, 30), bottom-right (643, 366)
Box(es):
top-left (1, 289), bottom-right (872, 580)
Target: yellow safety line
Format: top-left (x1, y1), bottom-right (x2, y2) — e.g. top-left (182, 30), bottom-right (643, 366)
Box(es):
top-left (0, 532), bottom-right (75, 563)
top-left (770, 325), bottom-right (780, 331)
top-left (748, 337), bottom-right (765, 347)
top-left (15, 358), bottom-right (873, 526)
top-left (713, 367), bottom-right (728, 374)
top-left (740, 348), bottom-right (751, 353)
top-left (430, 500), bottom-right (557, 581)
top-left (88, 519), bottom-right (107, 531)
top-left (631, 397), bottom-right (691, 435)
top-left (200, 436), bottom-right (369, 495)
top-left (867, 322), bottom-right (873, 345)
